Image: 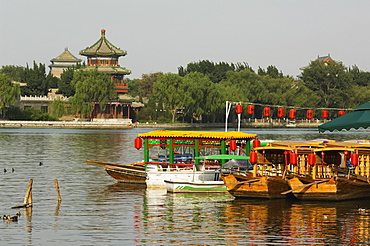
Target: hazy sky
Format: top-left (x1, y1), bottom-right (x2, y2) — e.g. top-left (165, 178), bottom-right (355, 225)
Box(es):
top-left (1, 0), bottom-right (369, 79)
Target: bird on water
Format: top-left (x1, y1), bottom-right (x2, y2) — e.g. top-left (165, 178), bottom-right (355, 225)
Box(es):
top-left (7, 215), bottom-right (18, 221)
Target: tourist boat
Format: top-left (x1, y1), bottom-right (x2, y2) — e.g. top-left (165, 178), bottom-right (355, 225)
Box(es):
top-left (164, 155), bottom-right (251, 193)
top-left (285, 141), bottom-right (370, 201)
top-left (86, 160), bottom-right (146, 184)
top-left (221, 140), bottom-right (328, 199)
top-left (88, 130), bottom-right (258, 189)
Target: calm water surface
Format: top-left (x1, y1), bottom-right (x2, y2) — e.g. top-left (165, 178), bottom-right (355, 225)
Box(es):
top-left (1, 127), bottom-right (370, 245)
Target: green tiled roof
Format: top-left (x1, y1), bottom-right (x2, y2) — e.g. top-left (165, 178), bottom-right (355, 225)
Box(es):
top-left (79, 30), bottom-right (127, 57)
top-left (51, 48), bottom-right (82, 62)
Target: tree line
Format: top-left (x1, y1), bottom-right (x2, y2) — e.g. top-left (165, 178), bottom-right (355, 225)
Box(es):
top-left (1, 58), bottom-right (370, 122)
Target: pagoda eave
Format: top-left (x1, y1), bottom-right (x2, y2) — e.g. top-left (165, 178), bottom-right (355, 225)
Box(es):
top-left (84, 66), bottom-right (131, 75)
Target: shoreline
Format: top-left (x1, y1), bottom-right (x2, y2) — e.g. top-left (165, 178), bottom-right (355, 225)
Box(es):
top-left (0, 120), bottom-right (323, 129)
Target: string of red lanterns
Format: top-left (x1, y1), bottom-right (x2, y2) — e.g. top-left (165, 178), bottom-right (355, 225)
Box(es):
top-left (236, 104), bottom-right (346, 119)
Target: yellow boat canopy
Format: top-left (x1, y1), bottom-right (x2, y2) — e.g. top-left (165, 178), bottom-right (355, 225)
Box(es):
top-left (138, 130), bottom-right (257, 140)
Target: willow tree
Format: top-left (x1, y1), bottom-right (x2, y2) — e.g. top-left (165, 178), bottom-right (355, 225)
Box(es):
top-left (0, 73), bottom-right (20, 118)
top-left (153, 73), bottom-right (185, 123)
top-left (70, 69), bottom-right (117, 118)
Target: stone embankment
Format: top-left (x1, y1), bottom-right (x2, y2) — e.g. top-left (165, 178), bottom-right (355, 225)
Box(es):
top-left (0, 119), bottom-right (325, 129)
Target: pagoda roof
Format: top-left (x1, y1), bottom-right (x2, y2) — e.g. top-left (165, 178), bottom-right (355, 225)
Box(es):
top-left (83, 65), bottom-right (131, 75)
top-left (51, 48), bottom-right (82, 62)
top-left (79, 30), bottom-right (127, 57)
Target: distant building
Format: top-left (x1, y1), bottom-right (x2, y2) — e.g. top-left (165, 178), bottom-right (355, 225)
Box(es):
top-left (79, 29), bottom-right (131, 94)
top-left (49, 48), bottom-right (81, 78)
top-left (300, 54), bottom-right (334, 71)
top-left (79, 29), bottom-right (135, 122)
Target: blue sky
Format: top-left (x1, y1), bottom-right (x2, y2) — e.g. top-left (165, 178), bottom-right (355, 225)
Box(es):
top-left (1, 0), bottom-right (369, 79)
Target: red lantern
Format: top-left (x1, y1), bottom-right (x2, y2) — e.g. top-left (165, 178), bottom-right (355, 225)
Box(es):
top-left (236, 104), bottom-right (243, 114)
top-left (134, 137), bottom-right (142, 149)
top-left (284, 151), bottom-right (290, 165)
top-left (351, 153), bottom-right (359, 166)
top-left (253, 139), bottom-right (261, 148)
top-left (250, 151), bottom-right (257, 164)
top-left (321, 110), bottom-right (329, 119)
top-left (247, 105), bottom-right (254, 114)
top-left (338, 111), bottom-right (345, 117)
top-left (230, 140), bottom-right (237, 151)
top-left (263, 107), bottom-right (271, 117)
top-left (306, 110), bottom-right (314, 119)
top-left (277, 108), bottom-right (285, 118)
top-left (344, 151), bottom-right (351, 160)
top-left (289, 109), bottom-right (297, 119)
top-left (308, 153), bottom-right (316, 166)
top-left (290, 152), bottom-right (298, 165)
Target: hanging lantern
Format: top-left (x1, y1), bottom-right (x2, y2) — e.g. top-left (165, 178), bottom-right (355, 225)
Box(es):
top-left (308, 153), bottom-right (316, 166)
top-left (247, 105), bottom-right (254, 114)
top-left (134, 137), bottom-right (142, 149)
top-left (284, 151), bottom-right (290, 165)
top-left (235, 104), bottom-right (243, 114)
top-left (351, 153), bottom-right (359, 166)
top-left (344, 150), bottom-right (351, 160)
top-left (230, 140), bottom-right (237, 151)
top-left (290, 152), bottom-right (298, 165)
top-left (250, 151), bottom-right (257, 164)
top-left (321, 110), bottom-right (329, 119)
top-left (338, 111), bottom-right (345, 117)
top-left (263, 107), bottom-right (271, 117)
top-left (253, 139), bottom-right (261, 148)
top-left (306, 109), bottom-right (314, 119)
top-left (289, 109), bottom-right (297, 119)
top-left (277, 108), bottom-right (285, 118)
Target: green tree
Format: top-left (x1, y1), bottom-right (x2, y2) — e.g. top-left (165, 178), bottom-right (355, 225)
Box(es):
top-left (0, 65), bottom-right (25, 82)
top-left (58, 68), bottom-right (76, 97)
top-left (50, 98), bottom-right (67, 118)
top-left (20, 61), bottom-right (50, 96)
top-left (178, 60), bottom-right (252, 83)
top-left (0, 74), bottom-right (20, 118)
top-left (301, 60), bottom-right (352, 107)
top-left (70, 69), bottom-right (117, 118)
top-left (153, 73), bottom-right (184, 123)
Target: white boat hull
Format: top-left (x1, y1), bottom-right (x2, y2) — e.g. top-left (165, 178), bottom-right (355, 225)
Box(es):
top-left (145, 164), bottom-right (221, 189)
top-left (165, 180), bottom-right (226, 193)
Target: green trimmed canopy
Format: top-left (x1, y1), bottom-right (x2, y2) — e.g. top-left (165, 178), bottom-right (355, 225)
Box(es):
top-left (318, 102), bottom-right (370, 133)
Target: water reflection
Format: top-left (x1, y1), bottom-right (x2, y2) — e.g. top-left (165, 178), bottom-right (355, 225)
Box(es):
top-left (138, 189), bottom-right (370, 245)
top-left (1, 128), bottom-right (370, 245)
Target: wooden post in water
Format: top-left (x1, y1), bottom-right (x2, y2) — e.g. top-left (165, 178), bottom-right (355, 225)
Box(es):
top-left (54, 179), bottom-right (62, 201)
top-left (24, 179), bottom-right (33, 206)
top-left (12, 179), bottom-right (33, 208)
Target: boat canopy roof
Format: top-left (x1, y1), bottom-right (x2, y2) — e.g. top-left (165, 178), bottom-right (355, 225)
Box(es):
top-left (195, 155), bottom-right (250, 160)
top-left (268, 140), bottom-right (330, 148)
top-left (324, 141), bottom-right (370, 148)
top-left (138, 130), bottom-right (257, 140)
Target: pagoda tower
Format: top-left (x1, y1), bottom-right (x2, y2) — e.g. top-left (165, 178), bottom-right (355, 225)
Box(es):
top-left (79, 29), bottom-right (131, 94)
top-left (49, 48), bottom-right (81, 78)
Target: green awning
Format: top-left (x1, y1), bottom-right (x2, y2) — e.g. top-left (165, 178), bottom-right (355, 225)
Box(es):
top-left (318, 102), bottom-right (370, 133)
top-left (195, 155), bottom-right (250, 160)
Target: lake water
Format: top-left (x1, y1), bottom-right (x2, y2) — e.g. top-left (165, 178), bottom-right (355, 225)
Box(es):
top-left (1, 127), bottom-right (370, 245)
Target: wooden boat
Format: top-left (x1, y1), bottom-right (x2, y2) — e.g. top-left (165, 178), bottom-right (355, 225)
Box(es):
top-left (88, 130), bottom-right (257, 188)
top-left (86, 160), bottom-right (146, 184)
top-left (285, 176), bottom-right (370, 201)
top-left (284, 142), bottom-right (370, 200)
top-left (221, 140), bottom-right (328, 199)
top-left (221, 173), bottom-right (292, 199)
